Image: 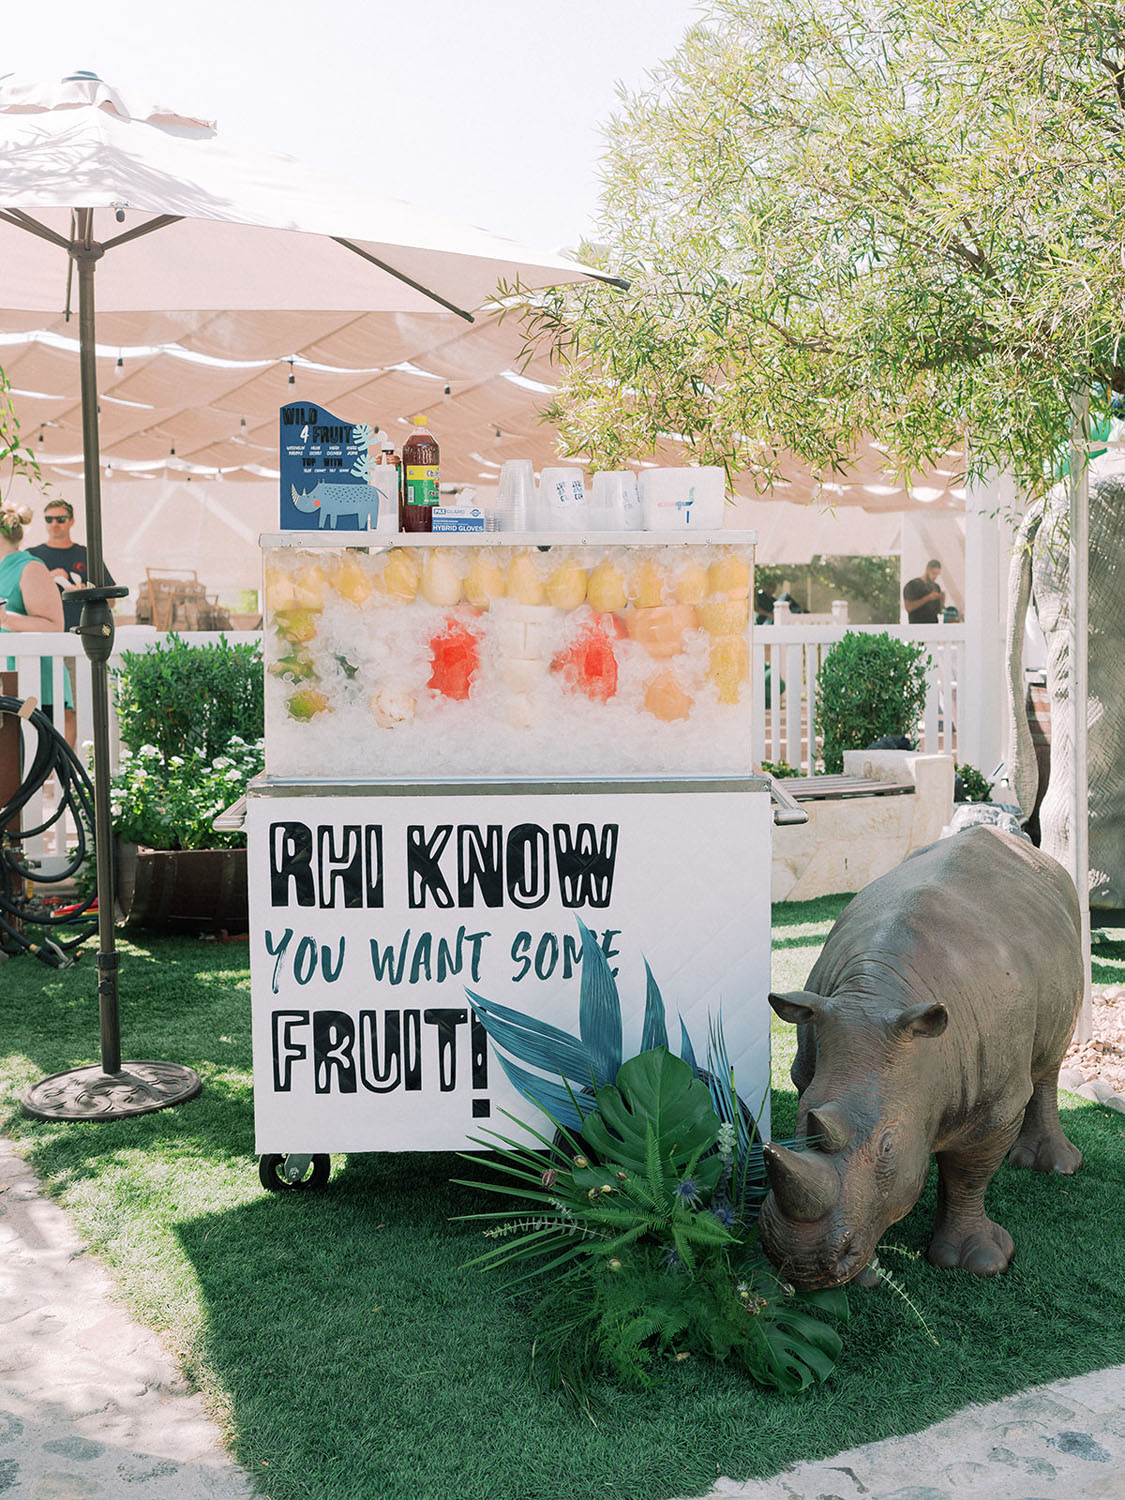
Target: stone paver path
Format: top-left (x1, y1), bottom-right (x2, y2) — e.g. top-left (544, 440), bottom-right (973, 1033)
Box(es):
top-left (0, 1136), bottom-right (254, 1500)
top-left (2, 1130), bottom-right (1123, 1500)
top-left (680, 1364), bottom-right (1125, 1500)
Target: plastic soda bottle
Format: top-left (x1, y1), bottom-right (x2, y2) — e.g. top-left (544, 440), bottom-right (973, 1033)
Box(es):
top-left (400, 414), bottom-right (440, 533)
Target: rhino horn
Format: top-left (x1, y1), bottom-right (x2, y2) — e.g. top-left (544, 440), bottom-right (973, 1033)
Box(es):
top-left (806, 1102), bottom-right (854, 1154)
top-left (763, 1142), bottom-right (839, 1222)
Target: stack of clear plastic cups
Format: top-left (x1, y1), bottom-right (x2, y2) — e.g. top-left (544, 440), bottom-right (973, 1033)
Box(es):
top-left (492, 460), bottom-right (536, 532)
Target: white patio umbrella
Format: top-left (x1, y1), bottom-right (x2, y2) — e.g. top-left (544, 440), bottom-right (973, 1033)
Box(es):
top-left (0, 69), bottom-right (615, 1120)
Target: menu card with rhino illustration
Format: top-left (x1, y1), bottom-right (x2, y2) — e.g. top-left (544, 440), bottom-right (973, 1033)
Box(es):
top-left (279, 403), bottom-right (395, 531)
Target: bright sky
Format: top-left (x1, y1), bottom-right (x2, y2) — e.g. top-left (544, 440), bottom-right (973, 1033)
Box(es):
top-left (3, 0), bottom-right (704, 252)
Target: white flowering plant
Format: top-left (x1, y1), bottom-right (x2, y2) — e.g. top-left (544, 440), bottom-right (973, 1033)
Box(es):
top-left (108, 736), bottom-right (263, 851)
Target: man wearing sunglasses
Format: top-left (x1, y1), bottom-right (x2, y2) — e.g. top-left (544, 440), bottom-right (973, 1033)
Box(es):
top-left (28, 500), bottom-right (117, 632)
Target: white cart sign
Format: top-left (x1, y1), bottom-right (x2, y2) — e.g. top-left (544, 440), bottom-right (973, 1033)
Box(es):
top-left (248, 784), bottom-right (772, 1152)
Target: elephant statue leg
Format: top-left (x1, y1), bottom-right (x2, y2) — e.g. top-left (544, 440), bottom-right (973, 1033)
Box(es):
top-left (1004, 458), bottom-right (1125, 912)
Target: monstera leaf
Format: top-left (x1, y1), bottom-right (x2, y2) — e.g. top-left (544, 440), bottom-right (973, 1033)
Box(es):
top-left (581, 1048), bottom-right (723, 1198)
top-left (739, 1294), bottom-right (847, 1394)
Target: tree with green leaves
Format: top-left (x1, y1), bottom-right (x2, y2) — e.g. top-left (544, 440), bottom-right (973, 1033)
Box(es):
top-left (0, 364), bottom-right (41, 498)
top-left (514, 0), bottom-right (1125, 491)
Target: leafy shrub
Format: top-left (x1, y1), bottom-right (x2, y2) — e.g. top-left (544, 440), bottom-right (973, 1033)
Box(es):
top-left (815, 632), bottom-right (930, 774)
top-left (955, 763), bottom-right (992, 803)
top-left (113, 633), bottom-right (263, 764)
top-left (109, 736), bottom-right (263, 850)
top-left (759, 759), bottom-right (802, 779)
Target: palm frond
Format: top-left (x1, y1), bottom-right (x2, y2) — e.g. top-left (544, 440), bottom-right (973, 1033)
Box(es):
top-left (576, 917), bottom-right (623, 1085)
top-left (640, 959), bottom-right (669, 1052)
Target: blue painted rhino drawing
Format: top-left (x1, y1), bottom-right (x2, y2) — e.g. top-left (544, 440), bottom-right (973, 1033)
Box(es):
top-left (290, 481), bottom-right (383, 529)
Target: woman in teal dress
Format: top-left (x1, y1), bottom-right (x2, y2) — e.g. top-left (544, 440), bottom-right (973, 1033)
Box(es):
top-left (0, 502), bottom-right (66, 711)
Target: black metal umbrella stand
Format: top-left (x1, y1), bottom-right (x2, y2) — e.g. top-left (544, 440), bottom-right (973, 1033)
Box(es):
top-left (19, 212), bottom-right (201, 1121)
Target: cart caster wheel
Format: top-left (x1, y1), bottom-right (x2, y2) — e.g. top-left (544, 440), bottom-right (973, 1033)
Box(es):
top-left (258, 1153), bottom-right (331, 1192)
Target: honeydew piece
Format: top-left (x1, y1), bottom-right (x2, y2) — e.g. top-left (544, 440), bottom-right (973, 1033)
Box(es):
top-left (708, 553), bottom-right (752, 599)
top-left (370, 689), bottom-right (416, 728)
top-left (698, 595), bottom-right (750, 635)
top-left (546, 560), bottom-right (588, 611)
top-left (673, 560), bottom-right (709, 605)
top-left (587, 559), bottom-right (627, 613)
top-left (708, 634), bottom-right (750, 704)
top-left (643, 670), bottom-right (694, 722)
top-left (505, 551), bottom-right (546, 605)
top-left (420, 551), bottom-right (464, 607)
top-left (382, 548), bottom-right (420, 601)
top-left (286, 686), bottom-right (331, 721)
top-left (464, 555), bottom-right (506, 608)
top-left (627, 559), bottom-right (665, 609)
top-left (272, 607), bottom-right (319, 645)
top-left (269, 649), bottom-right (318, 682)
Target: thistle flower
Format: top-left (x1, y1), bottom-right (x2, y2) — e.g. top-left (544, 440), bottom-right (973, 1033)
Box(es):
top-left (675, 1178), bottom-right (701, 1207)
top-left (572, 1156), bottom-right (588, 1169)
top-left (540, 1168), bottom-right (557, 1188)
top-left (710, 1203), bottom-right (737, 1228)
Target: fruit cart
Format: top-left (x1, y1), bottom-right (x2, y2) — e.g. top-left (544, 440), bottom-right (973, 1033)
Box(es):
top-left (245, 529), bottom-right (777, 1189)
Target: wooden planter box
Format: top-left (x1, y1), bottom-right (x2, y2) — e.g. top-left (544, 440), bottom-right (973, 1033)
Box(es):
top-left (115, 841), bottom-right (248, 933)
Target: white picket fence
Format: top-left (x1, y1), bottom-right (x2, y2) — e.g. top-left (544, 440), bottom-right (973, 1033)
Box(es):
top-left (2, 628), bottom-right (259, 872)
top-left (4, 622), bottom-right (963, 869)
top-left (754, 622), bottom-right (966, 773)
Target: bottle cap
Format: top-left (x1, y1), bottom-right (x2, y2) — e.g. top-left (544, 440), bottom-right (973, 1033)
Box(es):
top-left (412, 414), bottom-right (428, 426)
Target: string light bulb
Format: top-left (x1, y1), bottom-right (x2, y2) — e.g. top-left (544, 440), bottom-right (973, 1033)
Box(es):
top-left (288, 360), bottom-right (296, 385)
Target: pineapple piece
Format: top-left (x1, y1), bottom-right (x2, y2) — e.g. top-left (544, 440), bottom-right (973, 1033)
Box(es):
top-left (586, 559), bottom-right (628, 613)
top-left (464, 555), bottom-right (506, 608)
top-left (506, 551), bottom-right (546, 605)
top-left (546, 559), bottom-right (588, 611)
top-left (708, 635), bottom-right (750, 704)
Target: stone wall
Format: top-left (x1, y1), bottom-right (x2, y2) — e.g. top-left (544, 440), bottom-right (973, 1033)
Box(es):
top-left (772, 751), bottom-right (955, 901)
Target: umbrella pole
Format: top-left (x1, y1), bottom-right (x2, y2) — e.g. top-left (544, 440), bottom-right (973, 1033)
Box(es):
top-left (21, 220), bottom-right (201, 1121)
top-left (73, 241), bottom-right (121, 1076)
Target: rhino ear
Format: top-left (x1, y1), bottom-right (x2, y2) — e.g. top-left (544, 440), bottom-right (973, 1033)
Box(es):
top-left (769, 990), bottom-right (824, 1025)
top-left (895, 1001), bottom-right (948, 1038)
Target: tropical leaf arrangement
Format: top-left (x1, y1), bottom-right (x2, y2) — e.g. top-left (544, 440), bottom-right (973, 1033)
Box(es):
top-left (458, 930), bottom-right (849, 1401)
top-left (457, 1048), bottom-right (848, 1403)
top-left (467, 917), bottom-right (762, 1195)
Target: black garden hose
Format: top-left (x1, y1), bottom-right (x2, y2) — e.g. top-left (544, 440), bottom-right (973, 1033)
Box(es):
top-left (0, 696), bottom-right (98, 966)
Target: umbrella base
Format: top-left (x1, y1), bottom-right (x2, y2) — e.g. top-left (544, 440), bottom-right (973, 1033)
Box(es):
top-left (21, 1061), bottom-right (202, 1121)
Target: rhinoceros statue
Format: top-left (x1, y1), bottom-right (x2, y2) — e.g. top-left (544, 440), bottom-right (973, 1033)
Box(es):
top-left (761, 826), bottom-right (1082, 1289)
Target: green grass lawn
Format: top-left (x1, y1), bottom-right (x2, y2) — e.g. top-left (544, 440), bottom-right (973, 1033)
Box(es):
top-left (1, 911), bottom-right (1124, 1500)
